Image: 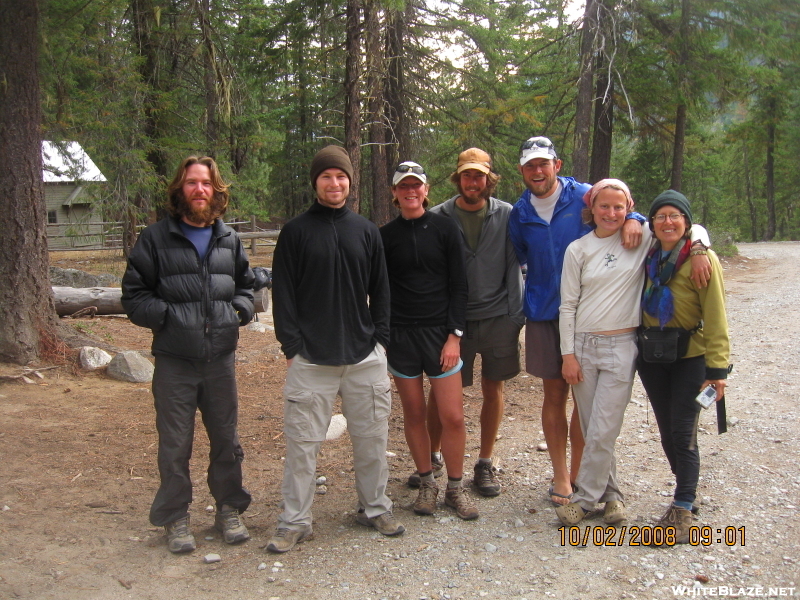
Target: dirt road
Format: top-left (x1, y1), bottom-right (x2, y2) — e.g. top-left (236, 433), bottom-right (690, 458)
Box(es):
top-left (0, 242), bottom-right (798, 600)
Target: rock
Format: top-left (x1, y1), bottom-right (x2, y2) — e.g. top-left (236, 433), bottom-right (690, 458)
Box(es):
top-left (79, 346), bottom-right (112, 370)
top-left (203, 554), bottom-right (221, 563)
top-left (513, 518), bottom-right (525, 528)
top-left (326, 414), bottom-right (348, 440)
top-left (696, 574), bottom-right (710, 583)
top-left (106, 351), bottom-right (154, 383)
top-left (258, 563), bottom-right (267, 570)
top-left (246, 322), bottom-right (271, 333)
top-left (484, 543), bottom-right (497, 552)
top-left (315, 485), bottom-right (327, 495)
top-left (316, 476), bottom-right (327, 485)
top-left (536, 443), bottom-right (548, 452)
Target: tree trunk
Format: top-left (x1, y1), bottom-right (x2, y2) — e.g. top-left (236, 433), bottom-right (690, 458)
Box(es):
top-left (763, 96), bottom-right (777, 240)
top-left (670, 103), bottom-right (687, 192)
top-left (0, 0), bottom-right (59, 364)
top-left (344, 0), bottom-right (362, 213)
top-left (51, 287), bottom-right (268, 316)
top-left (670, 0), bottom-right (691, 192)
top-left (199, 0), bottom-right (218, 157)
top-left (589, 51), bottom-right (614, 183)
top-left (743, 145), bottom-right (758, 242)
top-left (364, 1), bottom-right (392, 226)
top-left (384, 6), bottom-right (409, 178)
top-left (572, 0), bottom-right (596, 183)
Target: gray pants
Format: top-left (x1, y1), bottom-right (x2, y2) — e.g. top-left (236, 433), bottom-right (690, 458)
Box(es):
top-left (278, 345), bottom-right (393, 529)
top-left (150, 352), bottom-right (250, 526)
top-left (571, 331), bottom-right (637, 510)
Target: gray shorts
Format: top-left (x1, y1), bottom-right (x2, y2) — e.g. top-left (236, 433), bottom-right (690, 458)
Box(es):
top-left (460, 314), bottom-right (523, 387)
top-left (524, 319), bottom-right (563, 380)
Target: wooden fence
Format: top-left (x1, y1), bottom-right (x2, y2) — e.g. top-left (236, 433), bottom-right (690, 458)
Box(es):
top-left (47, 216), bottom-right (280, 253)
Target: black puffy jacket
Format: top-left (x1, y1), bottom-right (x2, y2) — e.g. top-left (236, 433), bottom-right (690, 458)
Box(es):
top-left (121, 216), bottom-right (255, 361)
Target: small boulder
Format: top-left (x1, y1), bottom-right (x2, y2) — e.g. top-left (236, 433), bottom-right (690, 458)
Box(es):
top-left (79, 346), bottom-right (113, 370)
top-left (106, 351), bottom-right (154, 383)
top-left (325, 414), bottom-right (348, 440)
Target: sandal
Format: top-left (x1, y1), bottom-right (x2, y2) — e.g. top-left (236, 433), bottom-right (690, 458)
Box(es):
top-left (555, 502), bottom-right (587, 526)
top-left (603, 500), bottom-right (626, 524)
top-left (548, 482), bottom-right (577, 507)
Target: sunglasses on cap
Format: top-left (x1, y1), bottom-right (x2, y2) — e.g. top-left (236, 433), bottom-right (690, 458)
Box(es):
top-left (395, 164), bottom-right (425, 176)
top-left (520, 137), bottom-right (555, 152)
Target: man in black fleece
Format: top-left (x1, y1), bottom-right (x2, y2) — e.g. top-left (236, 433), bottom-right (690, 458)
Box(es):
top-left (122, 156), bottom-right (255, 553)
top-left (269, 145), bottom-right (403, 552)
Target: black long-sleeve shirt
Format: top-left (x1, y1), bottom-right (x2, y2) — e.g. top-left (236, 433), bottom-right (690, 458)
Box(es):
top-left (379, 211), bottom-right (468, 330)
top-left (272, 201), bottom-right (390, 365)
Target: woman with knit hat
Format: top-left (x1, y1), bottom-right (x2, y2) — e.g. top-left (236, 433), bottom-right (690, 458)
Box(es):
top-left (555, 181), bottom-right (712, 527)
top-left (637, 190), bottom-right (730, 544)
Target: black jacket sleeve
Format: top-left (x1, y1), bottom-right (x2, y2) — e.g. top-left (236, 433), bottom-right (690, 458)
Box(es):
top-left (121, 228), bottom-right (169, 331)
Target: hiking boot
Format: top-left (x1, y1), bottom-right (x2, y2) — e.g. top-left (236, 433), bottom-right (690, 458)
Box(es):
top-left (413, 480), bottom-right (439, 515)
top-left (444, 486), bottom-right (479, 520)
top-left (165, 516), bottom-right (196, 554)
top-left (407, 453), bottom-right (444, 488)
top-left (473, 461), bottom-right (501, 497)
top-left (655, 503), bottom-right (693, 544)
top-left (356, 510), bottom-right (405, 536)
top-left (266, 525), bottom-right (313, 553)
top-left (214, 504), bottom-right (250, 544)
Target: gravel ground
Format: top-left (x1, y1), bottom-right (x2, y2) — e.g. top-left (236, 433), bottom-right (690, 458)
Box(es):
top-left (242, 242), bottom-right (799, 600)
top-left (1, 241), bottom-right (798, 600)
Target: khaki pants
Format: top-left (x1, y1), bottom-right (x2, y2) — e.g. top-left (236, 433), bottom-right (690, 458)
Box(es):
top-left (571, 331), bottom-right (637, 510)
top-left (278, 345), bottom-right (393, 529)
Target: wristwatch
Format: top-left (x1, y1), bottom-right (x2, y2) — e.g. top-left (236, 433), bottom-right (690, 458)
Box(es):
top-left (451, 328), bottom-right (464, 338)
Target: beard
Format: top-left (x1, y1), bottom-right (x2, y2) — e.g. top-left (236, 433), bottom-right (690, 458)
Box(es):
top-left (457, 183), bottom-right (490, 205)
top-left (177, 194), bottom-right (216, 226)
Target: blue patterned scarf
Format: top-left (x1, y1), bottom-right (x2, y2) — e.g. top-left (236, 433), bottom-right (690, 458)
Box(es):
top-left (642, 238), bottom-right (692, 328)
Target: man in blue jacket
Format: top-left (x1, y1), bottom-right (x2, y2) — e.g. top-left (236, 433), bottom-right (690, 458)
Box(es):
top-left (122, 156), bottom-right (255, 553)
top-left (508, 137), bottom-right (644, 506)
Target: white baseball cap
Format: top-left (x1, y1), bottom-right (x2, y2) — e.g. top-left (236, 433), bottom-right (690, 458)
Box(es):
top-left (392, 161), bottom-right (427, 186)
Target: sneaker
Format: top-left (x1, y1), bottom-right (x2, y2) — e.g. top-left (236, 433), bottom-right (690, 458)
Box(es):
top-left (444, 486), bottom-right (479, 520)
top-left (413, 480), bottom-right (440, 515)
top-left (655, 503), bottom-right (693, 544)
top-left (407, 453), bottom-right (444, 488)
top-left (473, 461), bottom-right (501, 497)
top-left (165, 516), bottom-right (196, 554)
top-left (356, 510), bottom-right (405, 536)
top-left (266, 525), bottom-right (313, 553)
top-left (214, 504), bottom-right (250, 544)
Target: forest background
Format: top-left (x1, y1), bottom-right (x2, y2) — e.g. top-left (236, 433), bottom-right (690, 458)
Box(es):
top-left (34, 0), bottom-right (800, 243)
top-left (0, 0), bottom-right (799, 365)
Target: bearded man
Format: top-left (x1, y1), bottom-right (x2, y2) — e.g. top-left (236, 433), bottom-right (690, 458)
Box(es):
top-left (122, 156), bottom-right (255, 553)
top-left (419, 148), bottom-right (524, 498)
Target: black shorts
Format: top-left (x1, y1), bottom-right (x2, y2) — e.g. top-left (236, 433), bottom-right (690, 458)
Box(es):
top-left (460, 314), bottom-right (523, 387)
top-left (387, 325), bottom-right (463, 379)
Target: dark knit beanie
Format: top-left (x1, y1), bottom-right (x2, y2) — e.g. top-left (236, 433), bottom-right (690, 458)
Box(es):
top-left (649, 190), bottom-right (693, 230)
top-left (310, 146), bottom-right (354, 187)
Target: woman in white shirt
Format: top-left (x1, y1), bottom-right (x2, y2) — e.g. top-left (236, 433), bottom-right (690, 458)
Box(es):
top-left (555, 179), bottom-right (710, 526)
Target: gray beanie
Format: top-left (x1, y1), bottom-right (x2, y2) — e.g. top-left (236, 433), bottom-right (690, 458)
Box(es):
top-left (649, 190), bottom-right (692, 230)
top-left (310, 146), bottom-right (354, 187)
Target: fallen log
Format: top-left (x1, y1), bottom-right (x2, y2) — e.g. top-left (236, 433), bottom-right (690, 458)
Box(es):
top-left (53, 286), bottom-right (269, 316)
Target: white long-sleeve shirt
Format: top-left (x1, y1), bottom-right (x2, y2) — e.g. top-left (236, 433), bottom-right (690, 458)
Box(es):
top-left (559, 225), bottom-right (709, 355)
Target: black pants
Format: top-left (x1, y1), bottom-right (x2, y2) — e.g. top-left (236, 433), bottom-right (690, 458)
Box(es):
top-left (149, 352), bottom-right (251, 526)
top-left (637, 355), bottom-right (705, 506)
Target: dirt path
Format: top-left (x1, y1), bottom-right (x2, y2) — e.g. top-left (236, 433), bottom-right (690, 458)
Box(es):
top-left (0, 242), bottom-right (798, 600)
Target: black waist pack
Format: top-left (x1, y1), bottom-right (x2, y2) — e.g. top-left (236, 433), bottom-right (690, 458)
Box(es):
top-left (637, 324), bottom-right (699, 363)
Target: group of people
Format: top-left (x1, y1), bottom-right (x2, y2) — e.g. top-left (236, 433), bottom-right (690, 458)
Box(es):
top-left (121, 137), bottom-right (730, 555)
